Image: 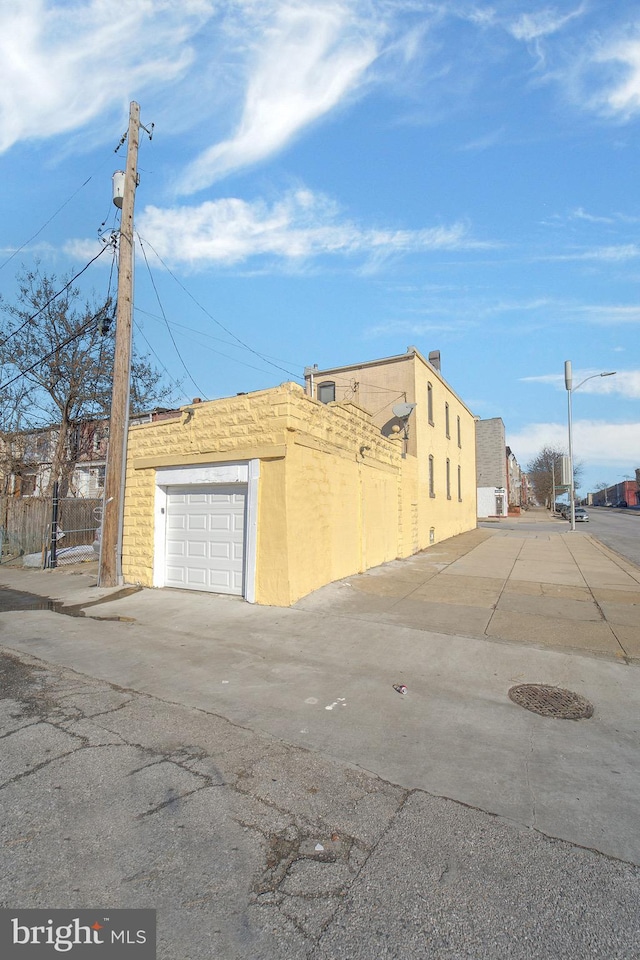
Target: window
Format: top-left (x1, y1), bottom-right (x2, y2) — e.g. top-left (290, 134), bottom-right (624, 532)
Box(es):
top-left (445, 403), bottom-right (450, 438)
top-left (457, 415), bottom-right (461, 448)
top-left (20, 473), bottom-right (37, 496)
top-left (427, 382), bottom-right (434, 425)
top-left (446, 459), bottom-right (451, 499)
top-left (318, 381), bottom-right (336, 404)
top-left (93, 423), bottom-right (109, 454)
top-left (458, 465), bottom-right (462, 501)
top-left (429, 455), bottom-right (435, 497)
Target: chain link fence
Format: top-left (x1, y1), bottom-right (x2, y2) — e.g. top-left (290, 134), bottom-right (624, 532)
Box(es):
top-left (0, 496), bottom-right (102, 567)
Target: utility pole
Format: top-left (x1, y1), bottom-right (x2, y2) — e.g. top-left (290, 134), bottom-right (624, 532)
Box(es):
top-left (99, 102), bottom-right (140, 587)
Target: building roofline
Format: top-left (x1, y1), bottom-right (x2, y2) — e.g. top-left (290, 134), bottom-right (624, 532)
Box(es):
top-left (306, 347), bottom-right (476, 418)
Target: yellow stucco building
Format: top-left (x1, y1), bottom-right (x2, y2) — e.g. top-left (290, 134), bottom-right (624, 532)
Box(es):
top-left (122, 348), bottom-right (477, 606)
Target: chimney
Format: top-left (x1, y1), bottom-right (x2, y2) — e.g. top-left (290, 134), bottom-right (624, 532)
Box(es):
top-left (428, 350), bottom-right (441, 371)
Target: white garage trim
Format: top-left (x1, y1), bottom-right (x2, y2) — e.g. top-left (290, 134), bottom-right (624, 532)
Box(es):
top-left (153, 460), bottom-right (259, 602)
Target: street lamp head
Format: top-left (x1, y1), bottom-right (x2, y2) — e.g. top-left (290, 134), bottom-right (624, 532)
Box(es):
top-left (600, 371), bottom-right (616, 377)
top-left (564, 360), bottom-right (572, 391)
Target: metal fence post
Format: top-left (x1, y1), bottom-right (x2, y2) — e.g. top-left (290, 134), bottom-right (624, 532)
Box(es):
top-left (50, 482), bottom-right (59, 569)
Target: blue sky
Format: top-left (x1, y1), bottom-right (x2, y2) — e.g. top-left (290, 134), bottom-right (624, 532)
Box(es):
top-left (1, 0), bottom-right (639, 496)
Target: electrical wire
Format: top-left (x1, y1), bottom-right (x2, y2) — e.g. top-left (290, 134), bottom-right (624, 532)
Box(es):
top-left (85, 243), bottom-right (118, 424)
top-left (136, 234), bottom-right (303, 383)
top-left (0, 313), bottom-right (102, 391)
top-left (0, 241), bottom-right (114, 347)
top-left (0, 177), bottom-right (93, 274)
top-left (0, 136), bottom-right (121, 275)
top-left (133, 318), bottom-right (185, 396)
top-left (137, 236), bottom-right (209, 400)
top-left (135, 307), bottom-right (306, 382)
top-left (134, 305), bottom-right (301, 369)
top-left (371, 395), bottom-right (406, 418)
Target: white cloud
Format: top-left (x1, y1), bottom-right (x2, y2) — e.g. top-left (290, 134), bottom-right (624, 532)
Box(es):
top-left (570, 207), bottom-right (615, 224)
top-left (132, 188), bottom-right (482, 265)
top-left (508, 5), bottom-right (586, 43)
top-left (521, 369), bottom-right (640, 399)
top-left (591, 36), bottom-right (640, 118)
top-left (507, 420), bottom-right (640, 468)
top-left (180, 3), bottom-right (382, 192)
top-left (364, 318), bottom-right (477, 338)
top-left (459, 127), bottom-right (505, 152)
top-left (0, 0), bottom-right (212, 152)
top-left (541, 244), bottom-right (640, 262)
top-left (578, 305), bottom-right (640, 324)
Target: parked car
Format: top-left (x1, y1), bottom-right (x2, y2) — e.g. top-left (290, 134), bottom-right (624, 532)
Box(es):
top-left (574, 508), bottom-right (589, 522)
top-left (616, 501), bottom-right (628, 508)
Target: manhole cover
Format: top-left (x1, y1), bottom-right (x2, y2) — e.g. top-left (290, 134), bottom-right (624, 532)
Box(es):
top-left (508, 684), bottom-right (593, 720)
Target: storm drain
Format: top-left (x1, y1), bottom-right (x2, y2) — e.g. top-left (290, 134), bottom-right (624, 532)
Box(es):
top-left (508, 684), bottom-right (594, 720)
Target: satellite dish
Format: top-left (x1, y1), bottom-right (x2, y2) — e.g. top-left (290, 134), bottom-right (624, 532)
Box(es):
top-left (392, 402), bottom-right (417, 421)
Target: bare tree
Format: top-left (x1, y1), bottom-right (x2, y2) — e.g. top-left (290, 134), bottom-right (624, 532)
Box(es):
top-left (527, 445), bottom-right (583, 508)
top-left (0, 267), bottom-right (175, 496)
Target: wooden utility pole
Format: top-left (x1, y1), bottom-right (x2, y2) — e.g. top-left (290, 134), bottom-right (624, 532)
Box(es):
top-left (99, 102), bottom-right (140, 587)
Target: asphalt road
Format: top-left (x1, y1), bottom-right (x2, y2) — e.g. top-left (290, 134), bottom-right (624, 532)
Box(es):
top-left (566, 507), bottom-right (640, 567)
top-left (2, 649), bottom-right (639, 960)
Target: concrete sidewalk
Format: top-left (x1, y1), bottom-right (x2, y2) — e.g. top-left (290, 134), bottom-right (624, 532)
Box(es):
top-left (0, 511), bottom-right (639, 867)
top-left (295, 518), bottom-right (640, 663)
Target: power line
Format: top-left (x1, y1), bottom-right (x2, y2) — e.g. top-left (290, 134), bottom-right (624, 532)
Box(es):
top-left (136, 234), bottom-right (303, 382)
top-left (134, 305), bottom-right (301, 369)
top-left (137, 236), bottom-right (209, 400)
top-left (85, 243), bottom-right (118, 420)
top-left (0, 241), bottom-right (114, 347)
top-left (0, 313), bottom-right (101, 391)
top-left (133, 318), bottom-right (185, 396)
top-left (135, 307), bottom-right (305, 382)
top-left (0, 140), bottom-right (120, 275)
top-left (0, 177), bottom-right (93, 273)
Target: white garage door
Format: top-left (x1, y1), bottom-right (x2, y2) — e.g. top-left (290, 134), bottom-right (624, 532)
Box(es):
top-left (165, 485), bottom-right (246, 595)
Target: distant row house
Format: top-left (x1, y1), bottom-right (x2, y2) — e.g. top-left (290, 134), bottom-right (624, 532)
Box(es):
top-left (475, 418), bottom-right (528, 518)
top-left (0, 410), bottom-right (177, 499)
top-left (589, 477), bottom-right (640, 508)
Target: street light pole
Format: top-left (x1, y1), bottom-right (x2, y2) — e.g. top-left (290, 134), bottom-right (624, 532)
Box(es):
top-left (564, 362), bottom-right (616, 532)
top-left (565, 361), bottom-right (575, 530)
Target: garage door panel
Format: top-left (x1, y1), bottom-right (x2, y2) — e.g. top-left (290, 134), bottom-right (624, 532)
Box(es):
top-left (186, 568), bottom-right (207, 586)
top-left (232, 543), bottom-right (244, 561)
top-left (164, 484), bottom-right (246, 596)
top-left (165, 565), bottom-right (186, 583)
top-left (166, 540), bottom-right (186, 558)
top-left (187, 514), bottom-right (207, 531)
top-left (209, 542), bottom-right (231, 559)
top-left (210, 514), bottom-right (232, 531)
top-left (208, 571), bottom-right (232, 588)
top-left (187, 540), bottom-right (207, 558)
